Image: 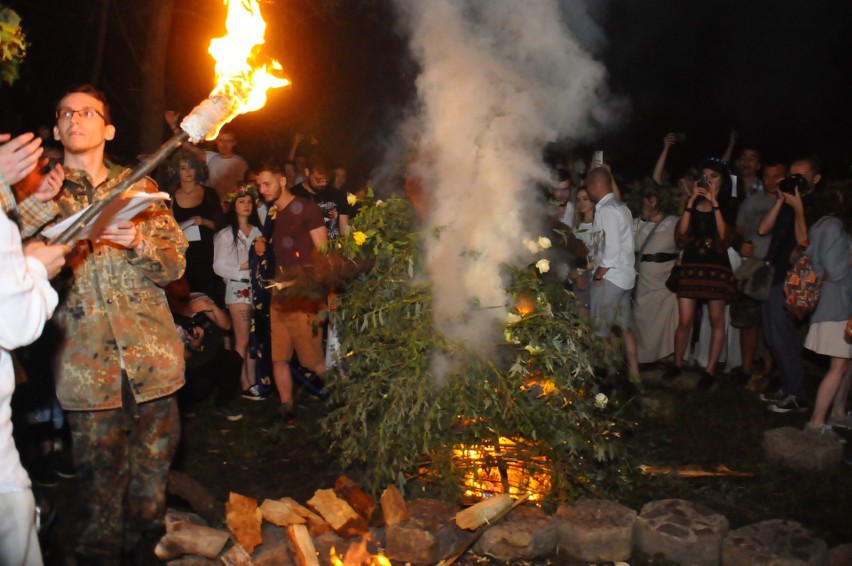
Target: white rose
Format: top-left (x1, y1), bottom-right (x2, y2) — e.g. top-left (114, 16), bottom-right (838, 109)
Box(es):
top-left (506, 313), bottom-right (522, 324)
top-left (524, 238), bottom-right (539, 254)
top-left (595, 393), bottom-right (608, 409)
top-left (536, 259), bottom-right (550, 273)
top-left (537, 236), bottom-right (552, 250)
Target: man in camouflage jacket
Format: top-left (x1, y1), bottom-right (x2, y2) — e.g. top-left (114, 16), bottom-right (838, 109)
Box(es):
top-left (18, 84), bottom-right (187, 564)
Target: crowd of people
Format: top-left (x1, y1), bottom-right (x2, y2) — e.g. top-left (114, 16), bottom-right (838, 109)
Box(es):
top-left (1, 81), bottom-right (851, 565)
top-left (550, 133), bottom-right (852, 442)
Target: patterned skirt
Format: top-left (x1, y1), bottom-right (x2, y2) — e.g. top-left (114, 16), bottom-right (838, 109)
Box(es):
top-left (676, 262), bottom-right (736, 301)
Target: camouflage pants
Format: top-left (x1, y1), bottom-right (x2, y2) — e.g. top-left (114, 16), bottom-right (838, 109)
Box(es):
top-left (66, 393), bottom-right (179, 563)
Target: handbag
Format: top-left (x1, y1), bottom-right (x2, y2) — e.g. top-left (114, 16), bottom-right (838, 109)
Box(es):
top-left (664, 264), bottom-right (681, 294)
top-left (734, 257), bottom-right (774, 302)
top-left (783, 253), bottom-right (823, 320)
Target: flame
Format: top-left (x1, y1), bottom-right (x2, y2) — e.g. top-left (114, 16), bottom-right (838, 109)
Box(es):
top-left (330, 535), bottom-right (391, 566)
top-left (515, 295), bottom-right (535, 317)
top-left (205, 0), bottom-right (289, 138)
top-left (453, 437), bottom-right (552, 502)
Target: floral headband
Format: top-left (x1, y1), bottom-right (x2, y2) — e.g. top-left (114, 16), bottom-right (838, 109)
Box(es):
top-left (226, 183), bottom-right (259, 203)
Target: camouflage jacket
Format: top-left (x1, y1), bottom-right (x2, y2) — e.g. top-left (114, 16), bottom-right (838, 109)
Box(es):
top-left (19, 162), bottom-right (188, 410)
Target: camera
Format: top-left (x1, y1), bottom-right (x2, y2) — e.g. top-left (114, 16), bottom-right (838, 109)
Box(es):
top-left (779, 174), bottom-right (808, 195)
top-left (178, 313), bottom-right (208, 334)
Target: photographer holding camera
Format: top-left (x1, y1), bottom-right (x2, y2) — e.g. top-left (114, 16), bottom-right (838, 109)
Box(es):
top-left (166, 278), bottom-right (244, 421)
top-left (757, 156), bottom-right (823, 413)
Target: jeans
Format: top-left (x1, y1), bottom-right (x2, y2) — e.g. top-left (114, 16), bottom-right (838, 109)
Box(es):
top-left (761, 283), bottom-right (805, 398)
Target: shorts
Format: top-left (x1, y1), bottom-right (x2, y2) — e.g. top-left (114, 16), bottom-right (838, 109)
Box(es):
top-left (225, 279), bottom-right (252, 306)
top-left (590, 278), bottom-right (633, 337)
top-left (269, 308), bottom-right (325, 367)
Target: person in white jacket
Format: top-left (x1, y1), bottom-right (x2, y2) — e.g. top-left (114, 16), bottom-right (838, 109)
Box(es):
top-left (213, 187), bottom-right (262, 393)
top-left (0, 131), bottom-right (68, 566)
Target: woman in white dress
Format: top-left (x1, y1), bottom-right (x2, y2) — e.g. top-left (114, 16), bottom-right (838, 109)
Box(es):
top-left (562, 186), bottom-right (596, 317)
top-left (632, 188), bottom-right (680, 364)
top-left (213, 187), bottom-right (263, 393)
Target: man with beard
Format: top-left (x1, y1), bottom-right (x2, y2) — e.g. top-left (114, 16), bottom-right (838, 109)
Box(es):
top-left (291, 156), bottom-right (350, 240)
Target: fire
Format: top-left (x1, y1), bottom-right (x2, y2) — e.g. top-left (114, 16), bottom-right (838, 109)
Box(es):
top-left (205, 0), bottom-right (289, 139)
top-left (330, 535), bottom-right (391, 566)
top-left (454, 437), bottom-right (552, 502)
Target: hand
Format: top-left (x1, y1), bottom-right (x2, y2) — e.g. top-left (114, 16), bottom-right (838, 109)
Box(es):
top-left (781, 187), bottom-right (803, 213)
top-left (729, 129), bottom-right (739, 143)
top-left (0, 132), bottom-right (44, 186)
top-left (164, 110), bottom-right (180, 129)
top-left (593, 267), bottom-right (606, 286)
top-left (188, 296), bottom-right (216, 315)
top-left (740, 241), bottom-right (754, 258)
top-left (15, 159), bottom-right (65, 203)
top-left (845, 316), bottom-right (852, 343)
top-left (293, 132), bottom-right (304, 145)
top-left (99, 221), bottom-right (143, 250)
top-left (253, 236), bottom-right (266, 256)
top-left (24, 241), bottom-right (69, 279)
top-left (192, 215), bottom-right (204, 227)
top-left (663, 132), bottom-right (677, 147)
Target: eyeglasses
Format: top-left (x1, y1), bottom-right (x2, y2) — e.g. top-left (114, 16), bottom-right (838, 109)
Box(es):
top-left (56, 107), bottom-right (106, 121)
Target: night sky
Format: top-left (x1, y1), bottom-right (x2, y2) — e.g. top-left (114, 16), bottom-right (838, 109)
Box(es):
top-left (3, 0), bottom-right (851, 184)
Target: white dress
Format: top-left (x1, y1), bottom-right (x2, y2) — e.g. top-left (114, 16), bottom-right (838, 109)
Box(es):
top-left (213, 226), bottom-right (262, 305)
top-left (632, 216), bottom-right (679, 363)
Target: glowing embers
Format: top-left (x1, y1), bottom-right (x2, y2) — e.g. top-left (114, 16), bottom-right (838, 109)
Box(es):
top-left (204, 0), bottom-right (289, 139)
top-left (453, 437), bottom-right (552, 503)
top-left (330, 533), bottom-right (391, 566)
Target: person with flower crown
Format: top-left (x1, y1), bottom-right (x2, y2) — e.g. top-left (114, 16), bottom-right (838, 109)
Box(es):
top-left (213, 184), bottom-right (262, 395)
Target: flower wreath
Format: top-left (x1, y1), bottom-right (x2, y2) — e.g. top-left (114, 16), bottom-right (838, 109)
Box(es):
top-left (225, 183), bottom-right (260, 203)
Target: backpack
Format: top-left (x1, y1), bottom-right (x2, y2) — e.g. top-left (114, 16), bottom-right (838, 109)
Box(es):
top-left (783, 253), bottom-right (822, 320)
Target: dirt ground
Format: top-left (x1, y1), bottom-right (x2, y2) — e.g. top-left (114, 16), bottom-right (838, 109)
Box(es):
top-left (36, 357), bottom-right (852, 565)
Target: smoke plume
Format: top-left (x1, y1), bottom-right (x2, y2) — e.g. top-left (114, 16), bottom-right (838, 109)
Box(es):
top-left (392, 0), bottom-right (617, 381)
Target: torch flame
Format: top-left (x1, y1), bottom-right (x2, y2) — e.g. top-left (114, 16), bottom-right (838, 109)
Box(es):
top-left (203, 0), bottom-right (289, 139)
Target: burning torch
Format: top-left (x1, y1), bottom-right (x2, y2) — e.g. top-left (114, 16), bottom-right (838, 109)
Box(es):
top-left (50, 0), bottom-right (288, 245)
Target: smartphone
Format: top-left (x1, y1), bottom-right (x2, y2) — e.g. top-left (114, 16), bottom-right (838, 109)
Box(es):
top-left (675, 133), bottom-right (686, 143)
top-left (592, 150), bottom-right (603, 168)
top-left (698, 173), bottom-right (709, 189)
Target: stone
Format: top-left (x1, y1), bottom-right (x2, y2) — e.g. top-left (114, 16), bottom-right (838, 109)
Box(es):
top-left (385, 498), bottom-right (466, 565)
top-left (827, 543), bottom-right (852, 566)
top-left (634, 499), bottom-right (728, 566)
top-left (555, 498), bottom-right (636, 562)
top-left (636, 390), bottom-right (678, 419)
top-left (252, 538), bottom-right (295, 566)
top-left (722, 519), bottom-right (827, 566)
top-left (473, 505), bottom-right (557, 562)
top-left (763, 427), bottom-right (843, 471)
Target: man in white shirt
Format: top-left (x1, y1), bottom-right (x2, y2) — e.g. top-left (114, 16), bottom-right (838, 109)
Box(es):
top-left (0, 132), bottom-right (67, 566)
top-left (586, 167), bottom-right (640, 381)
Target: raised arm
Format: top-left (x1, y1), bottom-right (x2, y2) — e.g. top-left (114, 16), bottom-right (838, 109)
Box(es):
top-left (652, 133), bottom-right (677, 184)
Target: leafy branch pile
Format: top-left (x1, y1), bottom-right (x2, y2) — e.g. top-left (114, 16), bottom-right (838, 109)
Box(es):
top-left (321, 193), bottom-right (627, 505)
top-left (0, 6), bottom-right (26, 85)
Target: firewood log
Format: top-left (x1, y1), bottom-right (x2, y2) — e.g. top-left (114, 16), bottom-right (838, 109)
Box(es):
top-left (307, 489), bottom-right (368, 539)
top-left (226, 493), bottom-right (263, 554)
top-left (259, 499), bottom-right (307, 527)
top-left (220, 543), bottom-right (255, 566)
top-left (334, 476), bottom-right (377, 523)
top-left (454, 493), bottom-right (514, 531)
top-left (277, 497), bottom-right (331, 536)
top-left (153, 520), bottom-right (229, 560)
top-left (286, 524), bottom-right (321, 566)
top-left (380, 485), bottom-right (409, 525)
top-left (167, 471), bottom-right (224, 526)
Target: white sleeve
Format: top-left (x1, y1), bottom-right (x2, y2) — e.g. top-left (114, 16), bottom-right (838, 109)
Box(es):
top-left (0, 212), bottom-right (58, 350)
top-left (597, 206), bottom-right (621, 269)
top-left (212, 228), bottom-right (246, 281)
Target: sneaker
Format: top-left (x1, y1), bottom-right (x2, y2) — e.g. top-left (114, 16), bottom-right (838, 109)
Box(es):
top-left (768, 395), bottom-right (810, 414)
top-left (30, 460), bottom-right (59, 488)
top-left (804, 423), bottom-right (847, 443)
top-left (759, 387), bottom-right (786, 404)
top-left (696, 371), bottom-right (716, 391)
top-left (282, 411), bottom-right (297, 428)
top-left (214, 405), bottom-right (244, 422)
top-left (828, 413), bottom-right (852, 430)
top-left (241, 385), bottom-right (269, 401)
top-left (45, 451), bottom-right (76, 479)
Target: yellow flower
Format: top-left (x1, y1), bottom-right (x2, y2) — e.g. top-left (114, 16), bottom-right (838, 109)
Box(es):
top-left (353, 231), bottom-right (368, 246)
top-left (535, 259), bottom-right (550, 273)
top-left (537, 236), bottom-right (552, 250)
top-left (347, 192), bottom-right (357, 206)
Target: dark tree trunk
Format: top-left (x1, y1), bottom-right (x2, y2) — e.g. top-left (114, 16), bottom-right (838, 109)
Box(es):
top-left (138, 0), bottom-right (176, 155)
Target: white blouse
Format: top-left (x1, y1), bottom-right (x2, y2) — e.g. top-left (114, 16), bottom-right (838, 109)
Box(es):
top-left (213, 225), bottom-right (262, 282)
